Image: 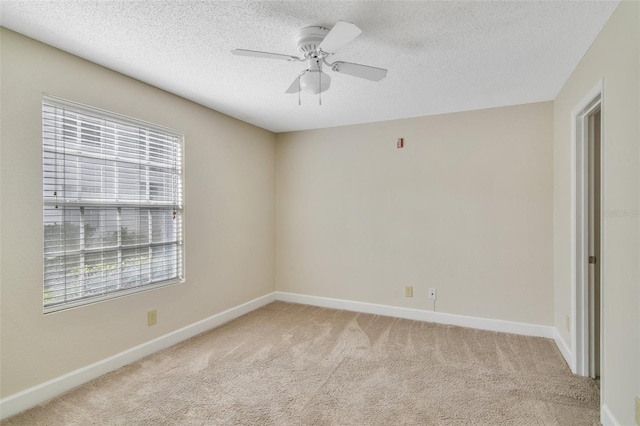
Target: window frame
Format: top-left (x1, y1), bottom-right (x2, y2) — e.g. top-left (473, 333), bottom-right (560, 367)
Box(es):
top-left (42, 95), bottom-right (185, 313)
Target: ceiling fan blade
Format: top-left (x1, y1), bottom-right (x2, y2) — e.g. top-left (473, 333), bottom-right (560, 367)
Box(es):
top-left (331, 61), bottom-right (387, 82)
top-left (285, 76), bottom-right (301, 94)
top-left (232, 49), bottom-right (299, 62)
top-left (318, 21), bottom-right (362, 53)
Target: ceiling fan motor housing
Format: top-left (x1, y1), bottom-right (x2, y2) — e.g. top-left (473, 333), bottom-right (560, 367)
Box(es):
top-left (296, 26), bottom-right (330, 56)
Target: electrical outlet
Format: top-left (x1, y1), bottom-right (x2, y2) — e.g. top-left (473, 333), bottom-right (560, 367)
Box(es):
top-left (428, 288), bottom-right (437, 300)
top-left (148, 310), bottom-right (157, 326)
top-left (566, 315), bottom-right (570, 332)
top-left (635, 396), bottom-right (640, 425)
top-left (405, 286), bottom-right (413, 298)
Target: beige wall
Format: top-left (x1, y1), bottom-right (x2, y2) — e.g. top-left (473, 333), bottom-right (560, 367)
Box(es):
top-left (276, 102), bottom-right (554, 326)
top-left (0, 29), bottom-right (276, 397)
top-left (553, 1), bottom-right (639, 423)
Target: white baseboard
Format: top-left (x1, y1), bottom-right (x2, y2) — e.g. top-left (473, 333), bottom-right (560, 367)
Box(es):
top-left (275, 292), bottom-right (555, 339)
top-left (601, 403), bottom-right (620, 426)
top-left (0, 292), bottom-right (276, 420)
top-left (553, 327), bottom-right (574, 371)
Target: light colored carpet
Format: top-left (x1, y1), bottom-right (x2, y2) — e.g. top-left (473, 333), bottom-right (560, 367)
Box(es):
top-left (2, 301), bottom-right (599, 425)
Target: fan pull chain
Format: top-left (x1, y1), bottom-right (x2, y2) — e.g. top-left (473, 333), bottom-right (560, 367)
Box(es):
top-left (319, 67), bottom-right (322, 106)
top-left (298, 77), bottom-right (301, 106)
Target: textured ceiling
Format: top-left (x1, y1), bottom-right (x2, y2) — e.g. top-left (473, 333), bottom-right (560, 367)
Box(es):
top-left (1, 1), bottom-right (619, 133)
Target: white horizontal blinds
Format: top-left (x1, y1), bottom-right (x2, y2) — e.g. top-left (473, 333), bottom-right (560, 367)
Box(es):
top-left (42, 96), bottom-right (183, 311)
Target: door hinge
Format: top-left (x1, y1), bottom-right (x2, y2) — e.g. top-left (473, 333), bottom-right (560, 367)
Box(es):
top-left (589, 256), bottom-right (597, 264)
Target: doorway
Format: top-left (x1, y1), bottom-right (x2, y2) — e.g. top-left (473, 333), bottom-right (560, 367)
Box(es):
top-left (571, 80), bottom-right (603, 386)
top-left (587, 109), bottom-right (601, 385)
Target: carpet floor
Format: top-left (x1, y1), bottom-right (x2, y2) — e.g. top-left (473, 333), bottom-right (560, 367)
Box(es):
top-left (2, 301), bottom-right (599, 425)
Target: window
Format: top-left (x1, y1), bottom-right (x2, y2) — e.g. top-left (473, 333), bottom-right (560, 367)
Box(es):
top-left (42, 95), bottom-right (183, 312)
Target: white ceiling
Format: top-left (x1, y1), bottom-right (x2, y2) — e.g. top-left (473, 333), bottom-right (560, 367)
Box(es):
top-left (1, 1), bottom-right (619, 133)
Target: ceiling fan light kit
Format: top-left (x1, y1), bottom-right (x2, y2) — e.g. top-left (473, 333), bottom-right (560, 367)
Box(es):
top-left (300, 69), bottom-right (331, 95)
top-left (232, 21), bottom-right (387, 104)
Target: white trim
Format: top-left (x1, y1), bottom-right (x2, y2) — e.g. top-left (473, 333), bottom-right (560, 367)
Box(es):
top-left (570, 79), bottom-right (604, 376)
top-left (275, 292), bottom-right (554, 338)
top-left (601, 403), bottom-right (620, 426)
top-left (553, 327), bottom-right (574, 370)
top-left (0, 292), bottom-right (276, 420)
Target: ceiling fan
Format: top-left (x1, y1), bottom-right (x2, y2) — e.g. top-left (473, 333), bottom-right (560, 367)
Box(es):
top-left (232, 21), bottom-right (387, 103)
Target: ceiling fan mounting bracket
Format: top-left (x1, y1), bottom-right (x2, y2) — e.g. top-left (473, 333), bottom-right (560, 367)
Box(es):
top-left (323, 58), bottom-right (340, 71)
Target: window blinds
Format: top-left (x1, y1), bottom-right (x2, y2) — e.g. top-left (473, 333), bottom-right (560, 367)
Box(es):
top-left (42, 96), bottom-right (183, 312)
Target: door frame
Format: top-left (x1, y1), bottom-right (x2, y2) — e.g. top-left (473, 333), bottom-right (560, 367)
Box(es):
top-left (570, 79), bottom-right (604, 378)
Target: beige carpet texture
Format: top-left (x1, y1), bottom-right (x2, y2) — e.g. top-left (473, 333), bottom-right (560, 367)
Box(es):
top-left (2, 302), bottom-right (599, 425)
